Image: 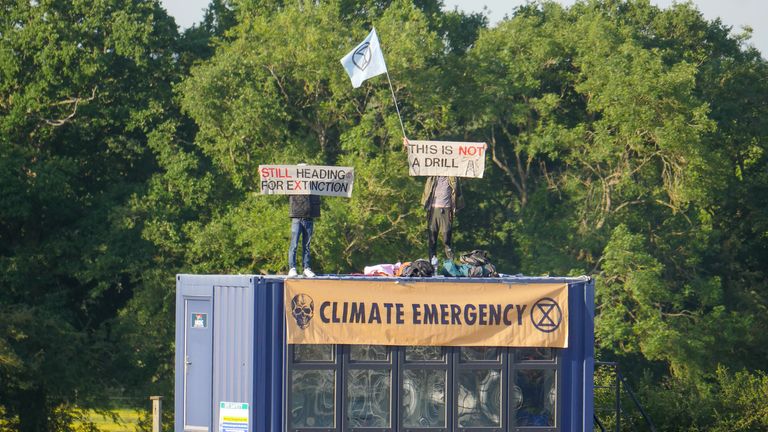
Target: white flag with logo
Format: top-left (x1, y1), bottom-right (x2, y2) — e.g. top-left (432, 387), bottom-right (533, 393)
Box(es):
top-left (340, 28), bottom-right (388, 88)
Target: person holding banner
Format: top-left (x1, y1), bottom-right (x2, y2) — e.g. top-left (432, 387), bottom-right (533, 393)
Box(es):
top-left (288, 193), bottom-right (321, 278)
top-left (403, 137), bottom-right (465, 263)
top-left (421, 175), bottom-right (464, 263)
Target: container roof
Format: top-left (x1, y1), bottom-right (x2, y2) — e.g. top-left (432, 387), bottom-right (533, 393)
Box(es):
top-left (178, 273), bottom-right (591, 285)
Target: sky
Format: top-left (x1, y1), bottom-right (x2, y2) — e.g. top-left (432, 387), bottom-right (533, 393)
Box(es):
top-left (160, 0), bottom-right (768, 57)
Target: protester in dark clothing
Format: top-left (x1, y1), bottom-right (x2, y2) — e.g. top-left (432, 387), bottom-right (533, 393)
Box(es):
top-left (288, 194), bottom-right (321, 277)
top-left (421, 176), bottom-right (464, 261)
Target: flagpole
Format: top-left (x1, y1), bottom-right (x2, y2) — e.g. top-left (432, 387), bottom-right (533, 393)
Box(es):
top-left (385, 71), bottom-right (407, 139)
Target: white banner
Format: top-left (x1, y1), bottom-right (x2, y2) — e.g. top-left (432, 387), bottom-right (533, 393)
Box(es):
top-left (406, 140), bottom-right (487, 178)
top-left (258, 165), bottom-right (355, 197)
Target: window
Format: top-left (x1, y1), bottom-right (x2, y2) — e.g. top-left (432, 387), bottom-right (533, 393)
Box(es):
top-left (287, 345), bottom-right (560, 431)
top-left (288, 344), bottom-right (338, 430)
top-left (346, 345), bottom-right (392, 429)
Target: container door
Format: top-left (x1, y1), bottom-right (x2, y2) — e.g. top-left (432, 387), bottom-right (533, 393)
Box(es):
top-left (184, 298), bottom-right (213, 431)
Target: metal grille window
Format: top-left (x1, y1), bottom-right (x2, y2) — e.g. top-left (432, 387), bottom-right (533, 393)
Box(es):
top-left (456, 347), bottom-right (504, 430)
top-left (401, 346), bottom-right (449, 430)
top-left (286, 346), bottom-right (560, 432)
top-left (346, 345), bottom-right (392, 429)
top-left (288, 344), bottom-right (340, 431)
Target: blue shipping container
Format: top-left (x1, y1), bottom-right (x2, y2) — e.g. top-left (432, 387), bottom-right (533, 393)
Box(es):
top-left (175, 274), bottom-right (594, 432)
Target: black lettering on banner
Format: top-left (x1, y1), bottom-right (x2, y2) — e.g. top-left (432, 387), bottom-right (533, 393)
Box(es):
top-left (488, 304), bottom-right (502, 325)
top-left (412, 304), bottom-right (421, 324)
top-left (342, 302), bottom-right (348, 322)
top-left (324, 169), bottom-right (342, 180)
top-left (320, 301), bottom-right (331, 323)
top-left (478, 304), bottom-right (487, 325)
top-left (429, 144), bottom-right (438, 154)
top-left (440, 304), bottom-right (449, 325)
top-left (309, 181), bottom-right (349, 193)
top-left (465, 304), bottom-right (477, 325)
top-left (349, 302), bottom-right (365, 323)
top-left (465, 160), bottom-right (476, 177)
top-left (444, 145), bottom-right (453, 155)
top-left (424, 304), bottom-right (438, 325)
top-left (383, 303), bottom-right (394, 324)
top-left (450, 304), bottom-right (462, 325)
top-left (516, 304), bottom-right (527, 325)
top-left (503, 304), bottom-right (514, 326)
top-left (332, 302), bottom-right (340, 323)
top-left (368, 303), bottom-right (382, 324)
top-left (395, 303), bottom-right (405, 324)
top-left (263, 180), bottom-right (284, 191)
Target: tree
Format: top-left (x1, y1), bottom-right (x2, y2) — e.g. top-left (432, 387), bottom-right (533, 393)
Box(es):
top-left (139, 0), bottom-right (456, 277)
top-left (0, 0), bottom-right (179, 429)
top-left (461, 1), bottom-right (768, 429)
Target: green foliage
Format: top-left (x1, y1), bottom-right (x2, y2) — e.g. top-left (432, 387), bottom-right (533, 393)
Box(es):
top-left (161, 0), bottom-right (450, 275)
top-left (619, 366), bottom-right (768, 431)
top-left (710, 367), bottom-right (768, 431)
top-left (0, 0), bottom-right (180, 429)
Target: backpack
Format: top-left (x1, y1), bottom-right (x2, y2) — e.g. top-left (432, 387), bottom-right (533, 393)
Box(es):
top-left (441, 260), bottom-right (463, 277)
top-left (459, 250), bottom-right (498, 277)
top-left (459, 250), bottom-right (490, 266)
top-left (400, 259), bottom-right (434, 277)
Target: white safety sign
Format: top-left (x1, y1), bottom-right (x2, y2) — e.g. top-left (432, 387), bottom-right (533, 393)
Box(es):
top-left (219, 402), bottom-right (248, 432)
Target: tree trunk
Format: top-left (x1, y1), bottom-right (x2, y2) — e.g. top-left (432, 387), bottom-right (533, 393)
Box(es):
top-left (17, 387), bottom-right (48, 432)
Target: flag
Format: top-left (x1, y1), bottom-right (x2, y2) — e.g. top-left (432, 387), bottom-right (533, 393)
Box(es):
top-left (340, 28), bottom-right (388, 88)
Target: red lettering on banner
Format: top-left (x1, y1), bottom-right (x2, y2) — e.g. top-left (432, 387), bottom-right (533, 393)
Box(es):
top-left (261, 167), bottom-right (292, 179)
top-left (293, 180), bottom-right (303, 191)
top-left (458, 146), bottom-right (485, 157)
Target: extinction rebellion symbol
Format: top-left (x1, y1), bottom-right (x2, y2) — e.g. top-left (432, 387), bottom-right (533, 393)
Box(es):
top-left (530, 297), bottom-right (562, 333)
top-left (291, 294), bottom-right (314, 330)
top-left (352, 42), bottom-right (372, 71)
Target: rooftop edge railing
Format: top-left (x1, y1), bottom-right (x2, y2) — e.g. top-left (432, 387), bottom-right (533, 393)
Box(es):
top-left (594, 361), bottom-right (657, 432)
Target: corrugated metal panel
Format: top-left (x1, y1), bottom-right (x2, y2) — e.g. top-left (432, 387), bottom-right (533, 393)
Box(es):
top-left (212, 283), bottom-right (254, 431)
top-left (252, 277), bottom-right (285, 432)
top-left (560, 279), bottom-right (595, 431)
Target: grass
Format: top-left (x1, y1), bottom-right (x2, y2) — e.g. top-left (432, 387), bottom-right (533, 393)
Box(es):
top-left (75, 408), bottom-right (143, 432)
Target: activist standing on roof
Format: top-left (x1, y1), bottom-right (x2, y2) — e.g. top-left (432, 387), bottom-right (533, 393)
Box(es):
top-left (404, 137), bottom-right (465, 262)
top-left (259, 163), bottom-right (354, 278)
top-left (422, 175), bottom-right (464, 262)
top-left (287, 164), bottom-right (320, 278)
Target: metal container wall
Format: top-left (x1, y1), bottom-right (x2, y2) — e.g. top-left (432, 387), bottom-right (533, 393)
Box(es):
top-left (175, 275), bottom-right (594, 432)
top-left (212, 284), bottom-right (254, 425)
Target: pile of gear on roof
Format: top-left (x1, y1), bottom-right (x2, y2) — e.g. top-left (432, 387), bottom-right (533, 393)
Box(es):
top-left (362, 249), bottom-right (499, 278)
top-left (286, 171), bottom-right (501, 279)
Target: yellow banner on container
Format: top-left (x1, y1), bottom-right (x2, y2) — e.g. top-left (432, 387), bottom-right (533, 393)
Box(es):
top-left (285, 280), bottom-right (568, 348)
